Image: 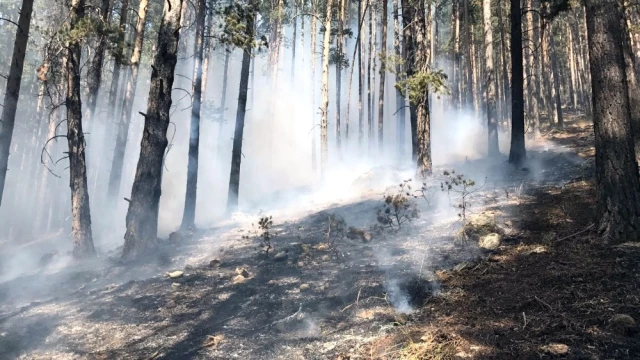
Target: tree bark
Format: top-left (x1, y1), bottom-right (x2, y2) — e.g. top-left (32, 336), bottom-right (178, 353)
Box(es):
top-left (483, 0), bottom-right (499, 155)
top-left (123, 0), bottom-right (184, 261)
top-left (548, 20), bottom-right (564, 128)
top-left (106, 0), bottom-right (130, 139)
top-left (378, 0), bottom-right (387, 150)
top-left (67, 0), bottom-right (96, 258)
top-left (584, 0), bottom-right (640, 243)
top-left (525, 0), bottom-right (540, 136)
top-left (320, 0), bottom-right (333, 177)
top-left (463, 0), bottom-right (473, 107)
top-left (508, 0), bottom-right (526, 165)
top-left (450, 0), bottom-right (459, 109)
top-left (393, 0), bottom-right (405, 159)
top-left (358, 0), bottom-right (365, 151)
top-left (227, 4), bottom-right (255, 212)
top-left (402, 0), bottom-right (418, 162)
top-left (85, 0), bottom-right (112, 128)
top-left (367, 0), bottom-right (373, 150)
top-left (107, 0), bottom-right (149, 205)
top-left (336, 0), bottom-right (345, 156)
top-left (0, 0), bottom-right (33, 207)
top-left (413, 1), bottom-right (431, 178)
top-left (497, 0), bottom-right (510, 120)
top-left (310, 0), bottom-right (318, 171)
top-left (181, 0), bottom-right (206, 230)
top-left (622, 4), bottom-right (640, 158)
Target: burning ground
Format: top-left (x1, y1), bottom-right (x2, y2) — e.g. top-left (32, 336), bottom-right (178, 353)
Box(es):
top-left (1, 118), bottom-right (639, 359)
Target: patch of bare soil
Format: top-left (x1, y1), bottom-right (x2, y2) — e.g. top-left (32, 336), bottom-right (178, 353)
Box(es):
top-left (1, 117), bottom-right (636, 360)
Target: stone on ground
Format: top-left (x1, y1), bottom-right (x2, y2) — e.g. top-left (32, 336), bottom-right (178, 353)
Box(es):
top-left (478, 233), bottom-right (502, 250)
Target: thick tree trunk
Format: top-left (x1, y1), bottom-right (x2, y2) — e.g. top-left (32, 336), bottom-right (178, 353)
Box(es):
top-left (181, 0), bottom-right (206, 230)
top-left (122, 0), bottom-right (183, 261)
top-left (227, 6), bottom-right (255, 212)
top-left (413, 1), bottom-right (431, 178)
top-left (483, 0), bottom-right (499, 155)
top-left (107, 0), bottom-right (149, 205)
top-left (393, 0), bottom-right (405, 159)
top-left (585, 0), bottom-right (640, 243)
top-left (508, 0), bottom-right (526, 165)
top-left (67, 0), bottom-right (96, 258)
top-left (378, 0), bottom-right (387, 150)
top-left (0, 0), bottom-right (33, 207)
top-left (320, 0), bottom-right (333, 176)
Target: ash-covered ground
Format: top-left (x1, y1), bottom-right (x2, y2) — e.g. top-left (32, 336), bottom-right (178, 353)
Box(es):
top-left (0, 132), bottom-right (592, 360)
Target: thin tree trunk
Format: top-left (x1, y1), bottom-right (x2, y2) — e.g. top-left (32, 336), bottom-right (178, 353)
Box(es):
top-left (541, 19), bottom-right (556, 127)
top-left (463, 0), bottom-right (473, 107)
top-left (394, 0), bottom-right (405, 159)
top-left (122, 0), bottom-right (184, 261)
top-left (402, 0), bottom-right (418, 162)
top-left (85, 0), bottom-right (112, 128)
top-left (0, 0), bottom-right (34, 206)
top-left (201, 0), bottom-right (214, 95)
top-left (217, 49), bottom-right (231, 147)
top-left (525, 0), bottom-right (540, 136)
top-left (107, 0), bottom-right (149, 204)
top-left (67, 0), bottom-right (96, 258)
top-left (548, 20), bottom-right (564, 128)
top-left (585, 0), bottom-right (640, 243)
top-left (483, 0), bottom-right (499, 155)
top-left (359, 0), bottom-right (365, 151)
top-left (497, 0), bottom-right (510, 120)
top-left (336, 0), bottom-right (345, 156)
top-left (378, 0), bottom-right (387, 150)
top-left (292, 0), bottom-right (298, 82)
top-left (412, 1), bottom-right (431, 178)
top-left (310, 1), bottom-right (318, 171)
top-left (566, 23), bottom-right (578, 110)
top-left (450, 0), bottom-right (459, 109)
top-left (320, 0), bottom-right (333, 176)
top-left (106, 0), bottom-right (129, 137)
top-left (508, 0), bottom-right (526, 165)
top-left (622, 3), bottom-right (640, 158)
top-left (367, 0), bottom-right (373, 150)
top-left (181, 0), bottom-right (206, 230)
top-left (227, 4), bottom-right (255, 212)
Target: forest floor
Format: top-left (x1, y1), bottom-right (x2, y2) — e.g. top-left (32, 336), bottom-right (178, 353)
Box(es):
top-left (1, 115), bottom-right (640, 359)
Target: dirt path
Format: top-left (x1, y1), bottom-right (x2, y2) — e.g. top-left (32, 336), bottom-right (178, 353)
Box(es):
top-left (1, 119), bottom-right (637, 360)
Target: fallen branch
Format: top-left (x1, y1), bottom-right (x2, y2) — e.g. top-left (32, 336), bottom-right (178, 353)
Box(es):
top-left (557, 223), bottom-right (595, 242)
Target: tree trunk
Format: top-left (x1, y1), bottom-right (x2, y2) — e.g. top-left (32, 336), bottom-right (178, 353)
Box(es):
top-left (450, 0), bottom-right (459, 109)
top-left (508, 0), bottom-right (526, 165)
top-left (0, 0), bottom-right (33, 207)
top-left (106, 0), bottom-right (129, 140)
top-left (463, 0), bottom-right (473, 107)
top-left (367, 1), bottom-right (373, 150)
top-left (548, 20), bottom-right (564, 128)
top-left (201, 0), bottom-right (214, 95)
top-left (413, 1), bottom-right (431, 178)
top-left (85, 0), bottom-right (112, 128)
top-left (66, 0), bottom-right (96, 258)
top-left (216, 50), bottom-right (231, 148)
top-left (585, 0), bottom-right (640, 243)
top-left (107, 0), bottom-right (149, 205)
top-left (378, 0), bottom-right (387, 150)
top-left (320, 0), bottom-right (333, 177)
top-left (483, 0), bottom-right (499, 155)
top-left (336, 0), bottom-right (345, 156)
top-left (566, 24), bottom-right (578, 110)
top-left (227, 4), bottom-right (255, 212)
top-left (541, 20), bottom-right (556, 127)
top-left (393, 0), bottom-right (405, 159)
top-left (292, 0), bottom-right (298, 82)
top-left (497, 0), bottom-right (510, 121)
top-left (622, 4), bottom-right (640, 158)
top-left (310, 1), bottom-right (318, 171)
top-left (525, 0), bottom-right (540, 136)
top-left (181, 0), bottom-right (206, 230)
top-left (359, 0), bottom-right (365, 151)
top-left (402, 0), bottom-right (418, 162)
top-left (122, 0), bottom-right (184, 261)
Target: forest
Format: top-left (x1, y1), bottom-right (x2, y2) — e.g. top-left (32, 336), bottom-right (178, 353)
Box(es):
top-left (0, 0), bottom-right (640, 358)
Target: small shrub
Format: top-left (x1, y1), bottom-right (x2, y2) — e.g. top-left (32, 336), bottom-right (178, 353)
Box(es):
top-left (377, 180), bottom-right (420, 230)
top-left (243, 216), bottom-right (275, 256)
top-left (440, 170), bottom-right (484, 222)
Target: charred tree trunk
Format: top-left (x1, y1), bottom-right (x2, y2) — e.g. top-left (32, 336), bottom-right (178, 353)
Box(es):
top-left (107, 0), bottom-right (149, 205)
top-left (122, 0), bottom-right (184, 261)
top-left (320, 0), bottom-right (333, 176)
top-left (0, 0), bottom-right (33, 206)
top-left (483, 0), bottom-right (499, 155)
top-left (67, 0), bottom-right (96, 258)
top-left (181, 0), bottom-right (206, 230)
top-left (585, 0), bottom-right (640, 243)
top-left (227, 4), bottom-right (255, 212)
top-left (508, 0), bottom-right (526, 165)
top-left (378, 0), bottom-right (387, 150)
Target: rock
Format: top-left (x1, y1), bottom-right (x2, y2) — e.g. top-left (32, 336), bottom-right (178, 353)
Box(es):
top-left (478, 233), bottom-right (502, 250)
top-left (209, 259), bottom-right (221, 268)
top-left (297, 261), bottom-right (305, 267)
top-left (347, 227), bottom-right (373, 242)
top-left (232, 275), bottom-right (246, 284)
top-left (322, 255), bottom-right (330, 262)
top-left (169, 231), bottom-right (184, 243)
top-left (541, 343), bottom-right (569, 356)
top-left (167, 271), bottom-right (184, 279)
top-left (457, 211), bottom-right (504, 242)
top-left (235, 267), bottom-right (250, 278)
top-left (299, 284), bottom-right (310, 291)
top-left (316, 243), bottom-right (330, 251)
top-left (273, 251), bottom-right (288, 262)
top-left (610, 314), bottom-right (636, 336)
top-left (165, 300), bottom-right (177, 309)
